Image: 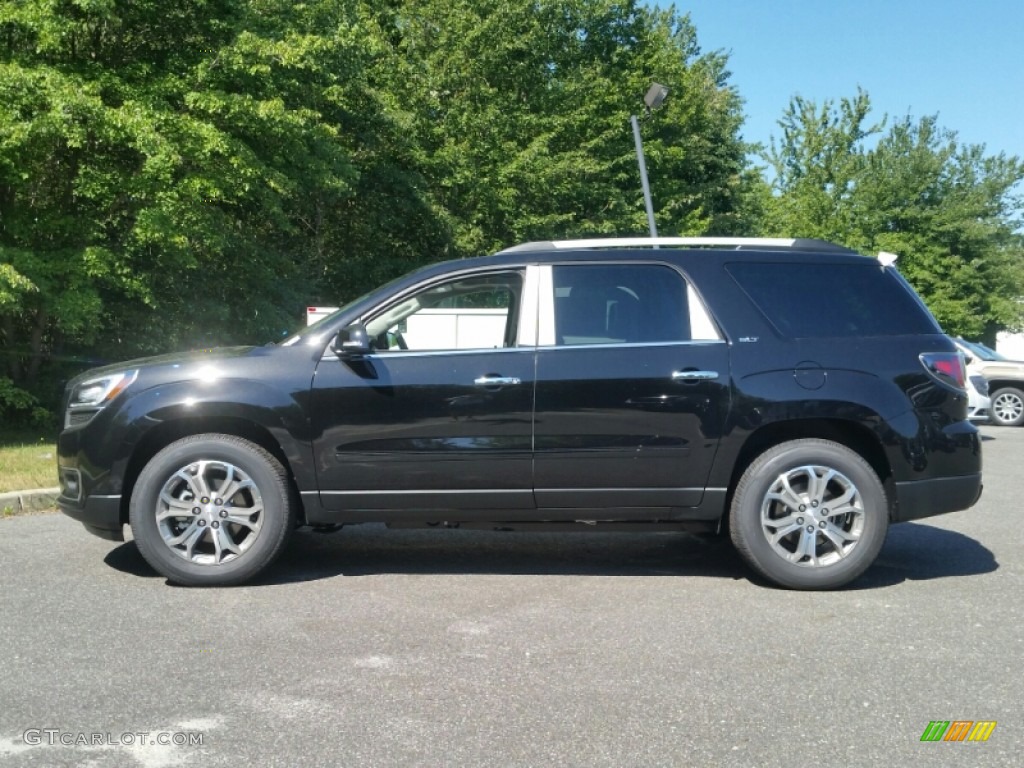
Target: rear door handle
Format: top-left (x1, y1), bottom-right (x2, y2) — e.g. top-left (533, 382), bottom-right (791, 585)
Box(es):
top-left (672, 370), bottom-right (719, 382)
top-left (474, 375), bottom-right (522, 387)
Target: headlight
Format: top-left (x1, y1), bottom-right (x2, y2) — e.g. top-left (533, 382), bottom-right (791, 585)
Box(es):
top-left (66, 370), bottom-right (138, 427)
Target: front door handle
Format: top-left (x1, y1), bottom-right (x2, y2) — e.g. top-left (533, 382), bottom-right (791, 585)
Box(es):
top-left (474, 375), bottom-right (522, 387)
top-left (672, 370), bottom-right (719, 382)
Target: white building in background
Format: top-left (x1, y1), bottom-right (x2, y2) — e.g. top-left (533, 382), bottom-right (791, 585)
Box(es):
top-left (996, 330), bottom-right (1024, 360)
top-left (306, 306), bottom-right (338, 325)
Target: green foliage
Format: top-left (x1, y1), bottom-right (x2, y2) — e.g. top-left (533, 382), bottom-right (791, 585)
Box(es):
top-left (0, 375), bottom-right (49, 428)
top-left (762, 90), bottom-right (1024, 337)
top-left (0, 375), bottom-right (35, 410)
top-left (1, 0), bottom-right (375, 373)
top-left (3, 0), bottom-right (1022, 423)
top-left (0, 261), bottom-right (34, 308)
top-left (361, 0), bottom-right (747, 255)
top-left (3, 0), bottom-right (751, 404)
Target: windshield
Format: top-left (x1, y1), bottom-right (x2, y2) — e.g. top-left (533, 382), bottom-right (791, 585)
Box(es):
top-left (957, 338), bottom-right (1007, 362)
top-left (279, 300), bottom-right (358, 347)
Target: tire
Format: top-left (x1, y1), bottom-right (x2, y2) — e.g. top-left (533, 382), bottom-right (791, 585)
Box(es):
top-left (729, 439), bottom-right (888, 590)
top-left (129, 434), bottom-right (295, 586)
top-left (990, 386), bottom-right (1024, 427)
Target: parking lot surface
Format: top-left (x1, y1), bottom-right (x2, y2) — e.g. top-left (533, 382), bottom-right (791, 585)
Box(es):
top-left (1, 426), bottom-right (1021, 767)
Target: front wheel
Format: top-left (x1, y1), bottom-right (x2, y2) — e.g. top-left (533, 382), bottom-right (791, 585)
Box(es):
top-left (990, 386), bottom-right (1024, 427)
top-left (729, 439), bottom-right (888, 590)
top-left (129, 434), bottom-right (295, 586)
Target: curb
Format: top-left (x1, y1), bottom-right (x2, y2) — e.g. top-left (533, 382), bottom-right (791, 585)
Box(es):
top-left (0, 487), bottom-right (60, 515)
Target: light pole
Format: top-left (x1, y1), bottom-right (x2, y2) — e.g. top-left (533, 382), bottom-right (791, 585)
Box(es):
top-left (631, 82), bottom-right (670, 238)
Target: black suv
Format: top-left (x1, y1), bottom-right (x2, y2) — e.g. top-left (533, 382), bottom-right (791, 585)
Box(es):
top-left (57, 237), bottom-right (982, 589)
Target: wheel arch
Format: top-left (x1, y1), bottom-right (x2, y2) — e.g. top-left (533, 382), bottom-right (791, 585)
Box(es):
top-left (722, 418), bottom-right (895, 531)
top-left (120, 417), bottom-right (307, 526)
top-left (985, 378), bottom-right (1024, 392)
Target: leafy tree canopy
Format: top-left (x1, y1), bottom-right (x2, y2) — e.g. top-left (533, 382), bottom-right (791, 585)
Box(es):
top-left (1, 0), bottom-right (749, 421)
top-left (3, 2), bottom-right (1022, 424)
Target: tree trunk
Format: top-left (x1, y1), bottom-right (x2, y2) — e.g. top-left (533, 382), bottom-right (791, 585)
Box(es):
top-left (2, 314), bottom-right (23, 382)
top-left (26, 307), bottom-right (48, 383)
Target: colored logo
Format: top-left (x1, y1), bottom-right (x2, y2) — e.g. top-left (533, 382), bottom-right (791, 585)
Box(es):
top-left (920, 721), bottom-right (996, 742)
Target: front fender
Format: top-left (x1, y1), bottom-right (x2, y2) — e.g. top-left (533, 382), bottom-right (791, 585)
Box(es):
top-left (78, 378), bottom-right (315, 497)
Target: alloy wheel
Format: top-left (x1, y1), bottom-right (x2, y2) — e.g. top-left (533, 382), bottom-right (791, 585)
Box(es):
top-left (759, 465), bottom-right (864, 567)
top-left (992, 391), bottom-right (1024, 424)
top-left (155, 460), bottom-right (265, 566)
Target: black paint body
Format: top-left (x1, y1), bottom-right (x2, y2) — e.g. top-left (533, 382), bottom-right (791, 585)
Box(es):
top-left (57, 246), bottom-right (982, 540)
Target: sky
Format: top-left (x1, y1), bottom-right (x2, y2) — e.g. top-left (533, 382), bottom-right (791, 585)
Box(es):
top-left (661, 0), bottom-right (1024, 163)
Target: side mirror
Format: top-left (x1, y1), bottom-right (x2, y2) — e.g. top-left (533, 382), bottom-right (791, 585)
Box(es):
top-left (332, 323), bottom-right (372, 358)
top-left (962, 352), bottom-right (974, 365)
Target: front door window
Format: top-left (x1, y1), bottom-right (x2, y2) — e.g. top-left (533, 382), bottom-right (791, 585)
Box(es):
top-left (366, 272), bottom-right (524, 352)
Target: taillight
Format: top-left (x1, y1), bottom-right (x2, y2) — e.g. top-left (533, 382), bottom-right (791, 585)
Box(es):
top-left (920, 352), bottom-right (966, 389)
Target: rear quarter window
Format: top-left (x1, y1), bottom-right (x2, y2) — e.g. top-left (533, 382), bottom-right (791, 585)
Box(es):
top-left (726, 262), bottom-right (941, 338)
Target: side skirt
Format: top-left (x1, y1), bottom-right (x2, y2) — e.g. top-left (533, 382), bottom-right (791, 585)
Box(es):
top-left (300, 489), bottom-right (728, 530)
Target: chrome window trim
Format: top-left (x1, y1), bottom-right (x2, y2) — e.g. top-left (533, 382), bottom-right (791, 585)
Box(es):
top-left (315, 486), bottom-right (727, 495)
top-left (320, 489), bottom-right (527, 496)
top-left (538, 340), bottom-right (726, 351)
top-left (534, 487), bottom-right (706, 492)
top-left (321, 346), bottom-right (537, 362)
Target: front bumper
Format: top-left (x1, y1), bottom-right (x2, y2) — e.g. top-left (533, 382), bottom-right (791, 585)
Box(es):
top-left (892, 473), bottom-right (983, 523)
top-left (58, 494), bottom-right (125, 541)
top-left (967, 393), bottom-right (991, 422)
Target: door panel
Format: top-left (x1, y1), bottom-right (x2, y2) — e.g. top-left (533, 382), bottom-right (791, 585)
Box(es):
top-left (309, 268), bottom-right (536, 516)
top-left (311, 350), bottom-right (535, 512)
top-left (533, 263), bottom-right (729, 511)
top-left (533, 343), bottom-right (729, 508)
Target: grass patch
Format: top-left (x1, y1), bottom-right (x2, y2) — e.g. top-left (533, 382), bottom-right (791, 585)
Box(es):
top-left (0, 430), bottom-right (58, 493)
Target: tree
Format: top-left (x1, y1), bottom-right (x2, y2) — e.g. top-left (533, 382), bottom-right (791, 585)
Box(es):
top-left (357, 0), bottom-right (750, 256)
top-left (2, 0), bottom-right (753, 421)
top-left (0, 1), bottom-right (389, 414)
top-left (762, 90), bottom-right (1024, 338)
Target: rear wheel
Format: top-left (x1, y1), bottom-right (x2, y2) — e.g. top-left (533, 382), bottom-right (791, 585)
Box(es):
top-left (129, 434), bottom-right (295, 586)
top-left (729, 439), bottom-right (888, 590)
top-left (990, 386), bottom-right (1024, 427)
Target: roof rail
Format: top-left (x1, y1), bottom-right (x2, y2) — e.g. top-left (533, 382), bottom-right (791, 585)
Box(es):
top-left (497, 237), bottom-right (859, 255)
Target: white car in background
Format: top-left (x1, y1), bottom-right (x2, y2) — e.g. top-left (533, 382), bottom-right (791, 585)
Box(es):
top-left (964, 365), bottom-right (992, 423)
top-left (954, 338), bottom-right (1024, 426)
top-left (949, 338), bottom-right (990, 422)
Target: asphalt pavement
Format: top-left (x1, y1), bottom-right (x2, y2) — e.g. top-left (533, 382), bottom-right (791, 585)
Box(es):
top-left (0, 425), bottom-right (1021, 767)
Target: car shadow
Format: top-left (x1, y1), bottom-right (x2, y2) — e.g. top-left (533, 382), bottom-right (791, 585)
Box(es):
top-left (103, 527), bottom-right (748, 583)
top-left (851, 521), bottom-right (998, 588)
top-left (103, 541), bottom-right (164, 578)
top-left (103, 520), bottom-right (997, 589)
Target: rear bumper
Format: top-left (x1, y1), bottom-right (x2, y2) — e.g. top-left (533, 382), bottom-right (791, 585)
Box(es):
top-left (892, 473), bottom-right (982, 523)
top-left (58, 494), bottom-right (125, 541)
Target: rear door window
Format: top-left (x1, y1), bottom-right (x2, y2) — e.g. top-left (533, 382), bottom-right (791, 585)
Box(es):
top-left (550, 264), bottom-right (718, 345)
